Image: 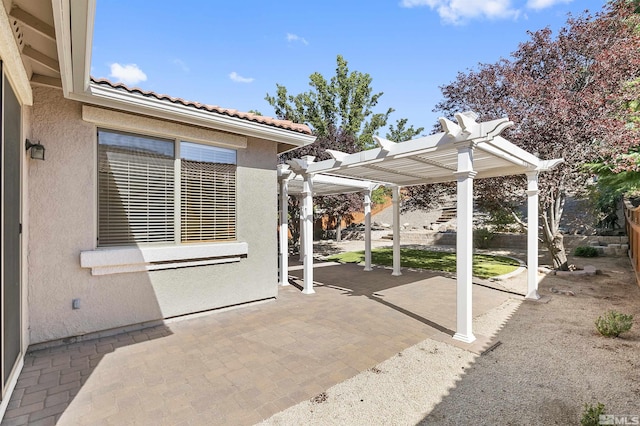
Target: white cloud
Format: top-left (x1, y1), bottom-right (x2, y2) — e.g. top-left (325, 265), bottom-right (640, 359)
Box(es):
top-left (400, 0), bottom-right (520, 25)
top-left (286, 33), bottom-right (309, 45)
top-left (172, 59), bottom-right (190, 73)
top-left (526, 0), bottom-right (572, 11)
top-left (109, 63), bottom-right (147, 85)
top-left (229, 72), bottom-right (254, 83)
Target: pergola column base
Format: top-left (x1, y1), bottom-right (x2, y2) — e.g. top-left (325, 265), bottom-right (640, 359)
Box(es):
top-left (363, 267), bottom-right (373, 272)
top-left (453, 332), bottom-right (476, 344)
top-left (302, 288), bottom-right (316, 295)
top-left (391, 271), bottom-right (402, 277)
top-left (525, 290), bottom-right (540, 300)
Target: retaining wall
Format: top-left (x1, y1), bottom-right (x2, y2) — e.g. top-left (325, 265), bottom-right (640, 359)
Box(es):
top-left (394, 231), bottom-right (629, 255)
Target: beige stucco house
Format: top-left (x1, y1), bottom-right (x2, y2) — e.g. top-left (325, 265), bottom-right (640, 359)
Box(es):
top-left (0, 0), bottom-right (314, 417)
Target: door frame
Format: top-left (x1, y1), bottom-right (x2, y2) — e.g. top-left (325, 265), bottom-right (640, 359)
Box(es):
top-left (0, 62), bottom-right (24, 403)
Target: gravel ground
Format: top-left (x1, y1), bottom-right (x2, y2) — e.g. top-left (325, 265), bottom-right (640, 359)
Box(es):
top-left (261, 249), bottom-right (640, 425)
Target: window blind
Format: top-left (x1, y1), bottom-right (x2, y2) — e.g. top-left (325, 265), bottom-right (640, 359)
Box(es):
top-left (97, 130), bottom-right (237, 247)
top-left (98, 131), bottom-right (175, 246)
top-left (181, 143), bottom-right (237, 243)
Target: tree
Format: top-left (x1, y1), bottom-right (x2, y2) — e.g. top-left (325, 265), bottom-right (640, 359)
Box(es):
top-left (386, 118), bottom-right (425, 142)
top-left (266, 55), bottom-right (394, 149)
top-left (405, 1), bottom-right (640, 270)
top-left (268, 56), bottom-right (421, 246)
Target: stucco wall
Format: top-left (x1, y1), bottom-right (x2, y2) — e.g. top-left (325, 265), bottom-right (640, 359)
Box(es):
top-left (28, 87), bottom-right (278, 344)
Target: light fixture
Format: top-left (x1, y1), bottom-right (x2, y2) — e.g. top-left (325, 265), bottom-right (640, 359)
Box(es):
top-left (25, 139), bottom-right (45, 160)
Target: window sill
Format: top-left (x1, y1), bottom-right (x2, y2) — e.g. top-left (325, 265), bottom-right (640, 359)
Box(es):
top-left (80, 242), bottom-right (248, 276)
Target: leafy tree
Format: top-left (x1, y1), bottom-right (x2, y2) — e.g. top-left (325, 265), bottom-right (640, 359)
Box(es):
top-left (386, 118), bottom-right (425, 142)
top-left (585, 152), bottom-right (640, 229)
top-left (270, 56), bottom-right (423, 245)
top-left (405, 1), bottom-right (640, 270)
top-left (266, 55), bottom-right (394, 149)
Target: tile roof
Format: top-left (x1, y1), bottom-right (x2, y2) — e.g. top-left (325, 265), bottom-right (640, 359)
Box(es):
top-left (90, 78), bottom-right (313, 136)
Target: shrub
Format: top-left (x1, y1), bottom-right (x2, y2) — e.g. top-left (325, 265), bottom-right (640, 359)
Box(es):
top-left (595, 310), bottom-right (633, 337)
top-left (581, 402), bottom-right (606, 426)
top-left (486, 207), bottom-right (519, 232)
top-left (474, 228), bottom-right (495, 249)
top-left (574, 246), bottom-right (599, 257)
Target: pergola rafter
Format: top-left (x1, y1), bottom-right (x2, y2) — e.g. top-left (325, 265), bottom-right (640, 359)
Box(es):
top-left (278, 111), bottom-right (563, 344)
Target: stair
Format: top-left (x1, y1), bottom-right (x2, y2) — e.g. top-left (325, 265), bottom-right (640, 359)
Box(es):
top-left (435, 206), bottom-right (456, 224)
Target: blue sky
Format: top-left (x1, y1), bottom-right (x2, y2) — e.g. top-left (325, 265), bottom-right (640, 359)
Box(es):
top-left (91, 0), bottom-right (607, 134)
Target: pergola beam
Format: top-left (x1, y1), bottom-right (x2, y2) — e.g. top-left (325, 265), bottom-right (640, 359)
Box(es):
top-left (476, 137), bottom-right (537, 169)
top-left (362, 163), bottom-right (427, 181)
top-left (408, 155), bottom-right (457, 171)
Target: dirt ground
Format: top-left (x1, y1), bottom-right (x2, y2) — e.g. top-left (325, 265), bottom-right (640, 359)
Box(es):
top-left (422, 253), bottom-right (640, 425)
top-left (268, 245), bottom-right (640, 425)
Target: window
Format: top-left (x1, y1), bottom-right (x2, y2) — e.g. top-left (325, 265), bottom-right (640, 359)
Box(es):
top-left (98, 129), bottom-right (236, 247)
top-left (180, 142), bottom-right (236, 242)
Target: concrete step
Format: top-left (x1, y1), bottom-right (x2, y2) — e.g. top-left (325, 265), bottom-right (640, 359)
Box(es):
top-left (434, 207), bottom-right (457, 224)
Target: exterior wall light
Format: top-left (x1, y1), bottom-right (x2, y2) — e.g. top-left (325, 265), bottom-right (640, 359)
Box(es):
top-left (25, 139), bottom-right (45, 160)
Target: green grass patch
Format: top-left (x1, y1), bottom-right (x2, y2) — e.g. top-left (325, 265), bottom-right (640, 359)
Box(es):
top-left (327, 248), bottom-right (520, 279)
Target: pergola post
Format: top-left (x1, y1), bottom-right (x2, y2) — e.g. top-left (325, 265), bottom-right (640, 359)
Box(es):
top-left (299, 196), bottom-right (304, 262)
top-left (364, 187), bottom-right (373, 271)
top-left (526, 172), bottom-right (540, 299)
top-left (279, 174), bottom-right (290, 286)
top-left (453, 144), bottom-right (477, 344)
top-left (392, 186), bottom-right (402, 276)
top-left (302, 173), bottom-right (315, 294)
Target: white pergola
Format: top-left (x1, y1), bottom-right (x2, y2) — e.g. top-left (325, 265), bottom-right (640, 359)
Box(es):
top-left (277, 169), bottom-right (378, 293)
top-left (278, 111), bottom-right (562, 344)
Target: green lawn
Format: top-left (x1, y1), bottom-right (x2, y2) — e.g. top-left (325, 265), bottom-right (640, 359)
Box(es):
top-left (326, 248), bottom-right (521, 279)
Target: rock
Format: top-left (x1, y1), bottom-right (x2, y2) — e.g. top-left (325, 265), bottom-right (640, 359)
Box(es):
top-left (550, 287), bottom-right (575, 296)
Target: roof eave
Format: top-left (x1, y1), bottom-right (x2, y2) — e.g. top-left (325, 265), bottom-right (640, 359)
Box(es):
top-left (67, 82), bottom-right (316, 150)
top-left (52, 0), bottom-right (313, 152)
top-left (52, 0), bottom-right (95, 97)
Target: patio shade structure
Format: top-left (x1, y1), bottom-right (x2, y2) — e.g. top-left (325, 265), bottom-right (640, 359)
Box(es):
top-left (280, 111), bottom-right (562, 344)
top-left (277, 166), bottom-right (377, 294)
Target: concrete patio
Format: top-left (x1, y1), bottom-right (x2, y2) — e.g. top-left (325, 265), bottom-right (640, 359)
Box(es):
top-left (1, 260), bottom-right (515, 425)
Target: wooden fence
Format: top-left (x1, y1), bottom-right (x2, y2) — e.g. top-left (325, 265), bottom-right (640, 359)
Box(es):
top-left (624, 199), bottom-right (640, 286)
